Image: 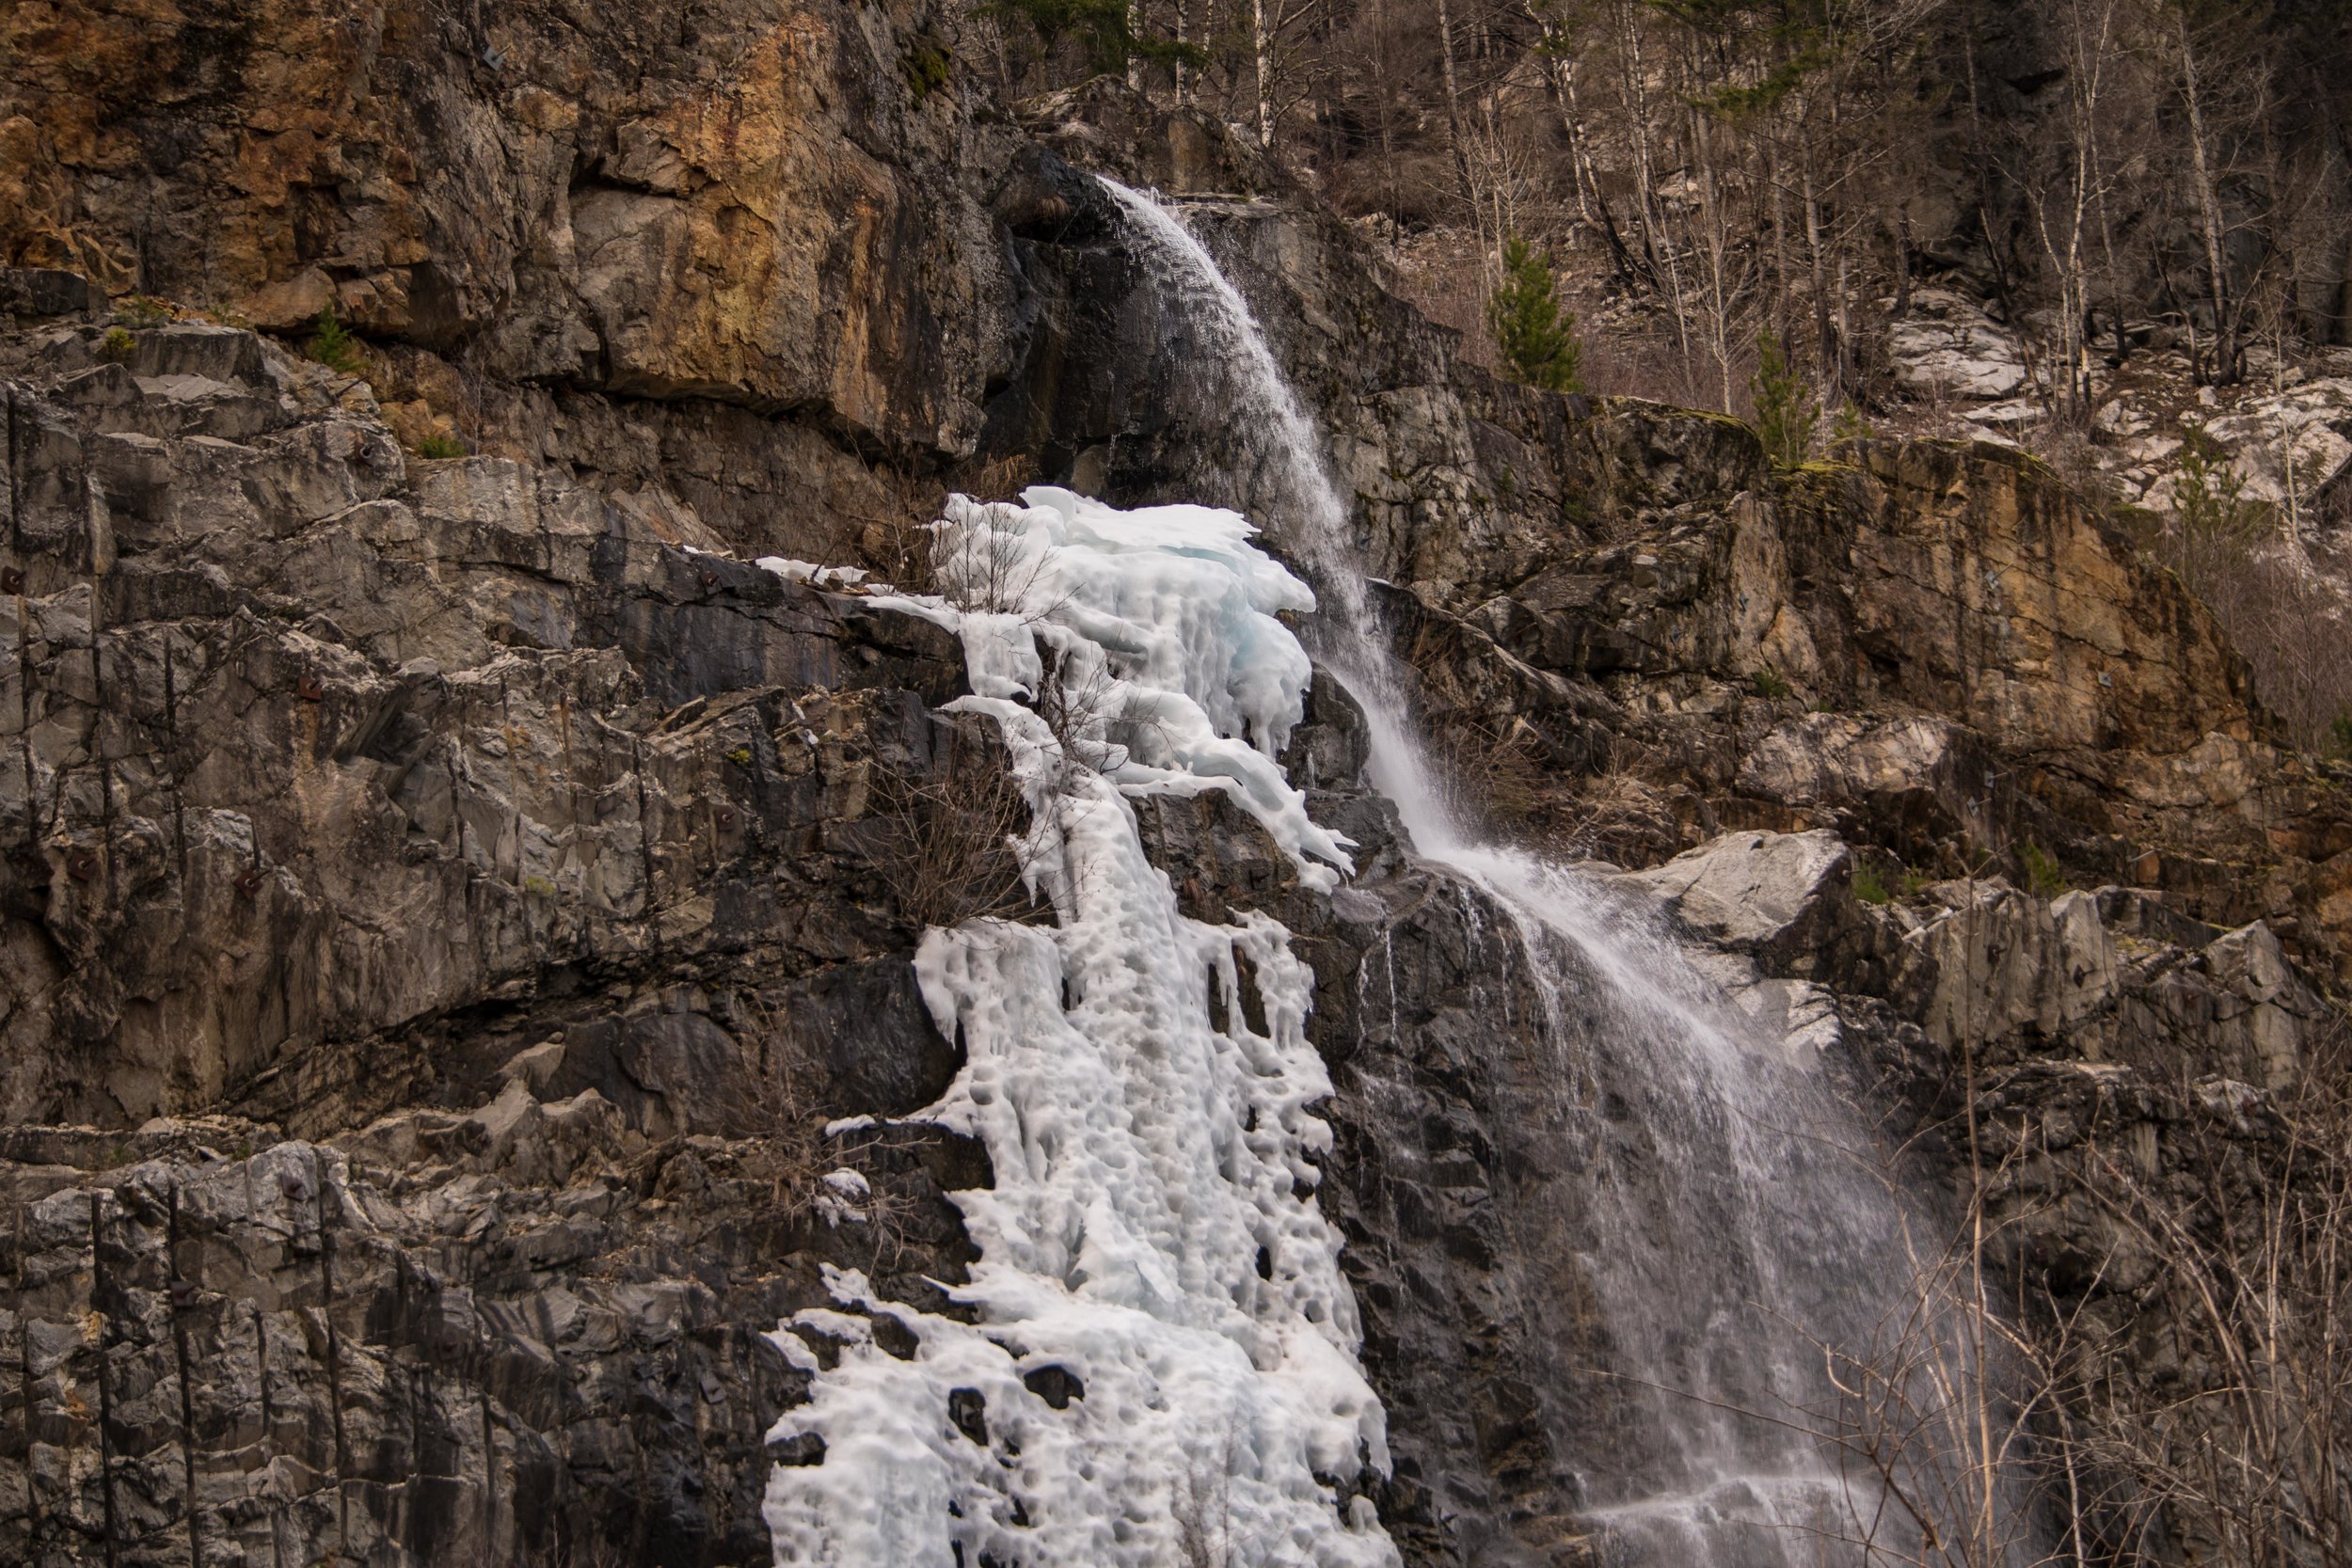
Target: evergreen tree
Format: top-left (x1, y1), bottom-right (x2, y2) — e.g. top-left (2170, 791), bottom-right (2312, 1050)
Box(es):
top-left (1486, 235), bottom-right (1583, 393)
top-left (307, 303), bottom-right (364, 374)
top-left (1751, 331), bottom-right (1818, 469)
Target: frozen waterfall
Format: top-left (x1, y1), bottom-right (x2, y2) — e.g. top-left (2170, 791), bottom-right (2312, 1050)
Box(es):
top-left (761, 490), bottom-right (1397, 1567)
top-left (759, 173), bottom-right (2022, 1568)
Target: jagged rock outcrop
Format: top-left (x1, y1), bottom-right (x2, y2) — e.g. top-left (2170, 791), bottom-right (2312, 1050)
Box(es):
top-left (0, 0), bottom-right (1014, 458)
top-left (0, 281), bottom-right (1013, 1564)
top-left (961, 87), bottom-right (2352, 979)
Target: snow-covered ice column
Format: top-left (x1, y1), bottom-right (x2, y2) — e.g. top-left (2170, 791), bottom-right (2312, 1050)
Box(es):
top-left (761, 488), bottom-right (1396, 1568)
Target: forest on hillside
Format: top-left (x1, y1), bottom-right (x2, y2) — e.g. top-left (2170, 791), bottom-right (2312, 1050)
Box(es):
top-left (983, 0), bottom-right (2352, 759)
top-left (978, 0), bottom-right (2352, 410)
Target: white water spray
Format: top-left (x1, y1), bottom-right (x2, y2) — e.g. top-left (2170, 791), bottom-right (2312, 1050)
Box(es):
top-left (759, 172), bottom-right (2011, 1568)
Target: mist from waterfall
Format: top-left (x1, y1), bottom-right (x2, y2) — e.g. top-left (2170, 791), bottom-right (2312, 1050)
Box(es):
top-left (1098, 176), bottom-right (2025, 1567)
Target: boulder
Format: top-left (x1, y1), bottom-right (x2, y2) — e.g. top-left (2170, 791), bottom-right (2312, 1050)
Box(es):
top-left (1624, 829), bottom-right (1858, 978)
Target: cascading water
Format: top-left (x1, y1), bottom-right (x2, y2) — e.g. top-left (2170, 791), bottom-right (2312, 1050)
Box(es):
top-left (1097, 177), bottom-right (1995, 1565)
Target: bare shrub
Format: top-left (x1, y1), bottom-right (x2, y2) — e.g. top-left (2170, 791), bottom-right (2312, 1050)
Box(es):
top-left (1806, 1222), bottom-right (2058, 1568)
top-left (863, 502), bottom-right (943, 597)
top-left (1580, 324), bottom-right (1751, 411)
top-left (1385, 230), bottom-right (1504, 376)
top-left (2019, 421), bottom-right (2130, 515)
top-left (952, 452), bottom-right (1034, 506)
top-left (1813, 971), bottom-right (2352, 1568)
top-left (1172, 1423), bottom-right (1245, 1568)
top-left (866, 736), bottom-right (1040, 931)
top-left (1427, 712), bottom-right (1551, 834)
top-left (735, 995), bottom-right (927, 1274)
top-left (2211, 556), bottom-right (2352, 755)
top-left (1034, 644), bottom-right (1139, 780)
top-left (734, 993), bottom-right (832, 1227)
top-left (855, 453), bottom-right (1036, 599)
top-left (2136, 448), bottom-right (2352, 752)
top-left (2018, 1021), bottom-right (2352, 1568)
top-left (933, 500), bottom-right (1066, 618)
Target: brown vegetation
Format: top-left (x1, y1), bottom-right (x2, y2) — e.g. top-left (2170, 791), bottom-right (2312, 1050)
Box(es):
top-left (866, 732), bottom-right (1042, 931)
top-left (1812, 932), bottom-right (2352, 1566)
top-left (984, 0), bottom-right (2352, 412)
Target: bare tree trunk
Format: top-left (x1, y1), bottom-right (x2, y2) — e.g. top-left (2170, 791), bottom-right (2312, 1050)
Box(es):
top-left (2048, 0), bottom-right (2119, 420)
top-left (2097, 179), bottom-right (2129, 361)
top-left (1253, 0), bottom-right (1275, 146)
top-left (1770, 148), bottom-right (1792, 337)
top-left (1365, 0), bottom-right (1396, 236)
top-left (1893, 207), bottom-right (1914, 321)
top-left (2332, 209), bottom-right (2352, 346)
top-left (1173, 0), bottom-right (1189, 105)
top-left (1127, 0), bottom-right (1142, 91)
top-left (1804, 162), bottom-right (1836, 390)
top-left (1437, 0), bottom-right (1477, 220)
top-left (1836, 256), bottom-right (1853, 401)
top-left (1525, 2), bottom-right (1597, 231)
top-left (1616, 0), bottom-right (1661, 267)
top-left (2176, 8), bottom-right (2238, 383)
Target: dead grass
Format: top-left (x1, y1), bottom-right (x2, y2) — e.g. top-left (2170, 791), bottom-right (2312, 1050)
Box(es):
top-left (1427, 713), bottom-right (1551, 833)
top-left (2006, 414), bottom-right (2352, 758)
top-left (2120, 456), bottom-right (2352, 754)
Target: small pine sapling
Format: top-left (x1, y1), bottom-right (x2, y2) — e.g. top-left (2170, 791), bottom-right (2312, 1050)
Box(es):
top-left (307, 303), bottom-right (365, 373)
top-left (1486, 235), bottom-right (1584, 393)
top-left (1752, 331), bottom-right (1819, 469)
top-left (2021, 842), bottom-right (2069, 899)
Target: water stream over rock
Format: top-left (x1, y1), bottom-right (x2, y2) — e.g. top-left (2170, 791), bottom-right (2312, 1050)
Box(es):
top-left (1101, 176), bottom-right (1971, 1566)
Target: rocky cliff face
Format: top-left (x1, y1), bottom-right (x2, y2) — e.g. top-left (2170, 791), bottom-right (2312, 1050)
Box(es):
top-left (2, 14), bottom-right (2346, 1568)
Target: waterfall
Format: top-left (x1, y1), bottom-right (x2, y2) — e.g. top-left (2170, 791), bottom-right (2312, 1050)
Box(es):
top-left (1098, 178), bottom-right (2001, 1566)
top-left (758, 172), bottom-right (2022, 1568)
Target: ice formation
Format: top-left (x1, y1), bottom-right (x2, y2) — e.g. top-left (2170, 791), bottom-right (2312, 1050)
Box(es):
top-left (761, 491), bottom-right (1395, 1568)
top-left (877, 487), bottom-right (1353, 892)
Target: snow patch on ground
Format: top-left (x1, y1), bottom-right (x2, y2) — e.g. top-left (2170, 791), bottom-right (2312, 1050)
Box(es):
top-left (762, 492), bottom-right (1395, 1568)
top-left (756, 556), bottom-right (869, 587)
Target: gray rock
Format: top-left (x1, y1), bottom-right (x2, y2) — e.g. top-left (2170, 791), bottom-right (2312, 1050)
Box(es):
top-left (1625, 829), bottom-right (1855, 976)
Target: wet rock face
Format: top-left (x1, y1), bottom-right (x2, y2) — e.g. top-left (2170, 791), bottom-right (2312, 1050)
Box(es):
top-left (0, 39), bottom-right (2343, 1568)
top-left (980, 86), bottom-right (2351, 978)
top-left (3, 1112), bottom-right (983, 1568)
top-left (1156, 689), bottom-right (1625, 1566)
top-left (0, 318), bottom-right (987, 1131)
